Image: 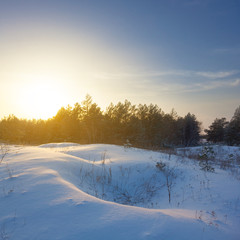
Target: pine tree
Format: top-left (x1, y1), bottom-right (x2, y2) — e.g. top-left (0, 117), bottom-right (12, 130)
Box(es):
top-left (182, 113), bottom-right (201, 147)
top-left (204, 118), bottom-right (228, 143)
top-left (225, 106), bottom-right (240, 145)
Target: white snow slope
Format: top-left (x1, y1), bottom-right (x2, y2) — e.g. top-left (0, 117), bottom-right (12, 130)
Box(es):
top-left (0, 143), bottom-right (240, 240)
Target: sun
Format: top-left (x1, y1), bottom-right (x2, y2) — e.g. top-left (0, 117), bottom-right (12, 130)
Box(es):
top-left (19, 75), bottom-right (68, 119)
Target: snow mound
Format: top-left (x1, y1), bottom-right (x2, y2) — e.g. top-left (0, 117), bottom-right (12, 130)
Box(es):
top-left (39, 142), bottom-right (80, 148)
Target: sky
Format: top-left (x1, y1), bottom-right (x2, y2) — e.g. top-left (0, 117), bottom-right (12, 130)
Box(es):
top-left (0, 0), bottom-right (240, 128)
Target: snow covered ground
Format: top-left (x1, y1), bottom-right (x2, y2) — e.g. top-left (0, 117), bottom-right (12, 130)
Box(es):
top-left (0, 143), bottom-right (239, 240)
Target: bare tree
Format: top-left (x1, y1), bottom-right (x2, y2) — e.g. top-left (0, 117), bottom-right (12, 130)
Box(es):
top-left (156, 161), bottom-right (177, 203)
top-left (0, 144), bottom-right (9, 164)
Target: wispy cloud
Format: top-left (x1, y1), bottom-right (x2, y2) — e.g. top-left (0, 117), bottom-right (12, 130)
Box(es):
top-left (140, 78), bottom-right (240, 95)
top-left (91, 68), bottom-right (240, 104)
top-left (195, 71), bottom-right (238, 79)
top-left (157, 79), bottom-right (240, 93)
top-left (193, 78), bottom-right (240, 91)
top-left (93, 69), bottom-right (240, 96)
top-left (94, 69), bottom-right (239, 81)
top-left (229, 78), bottom-right (240, 87)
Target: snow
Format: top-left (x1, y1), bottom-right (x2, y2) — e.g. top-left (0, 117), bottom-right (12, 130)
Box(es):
top-left (0, 143), bottom-right (240, 239)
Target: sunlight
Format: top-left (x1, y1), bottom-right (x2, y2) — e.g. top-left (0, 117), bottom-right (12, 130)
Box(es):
top-left (19, 75), bottom-right (69, 119)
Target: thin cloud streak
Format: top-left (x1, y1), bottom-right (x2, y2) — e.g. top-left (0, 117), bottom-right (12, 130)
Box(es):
top-left (147, 79), bottom-right (240, 94)
top-left (192, 78), bottom-right (240, 91)
top-left (95, 70), bottom-right (239, 80)
top-left (195, 71), bottom-right (238, 79)
top-left (136, 78), bottom-right (240, 95)
top-left (94, 70), bottom-right (240, 95)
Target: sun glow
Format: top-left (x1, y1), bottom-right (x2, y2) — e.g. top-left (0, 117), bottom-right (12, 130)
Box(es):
top-left (0, 22), bottom-right (131, 120)
top-left (18, 75), bottom-right (69, 119)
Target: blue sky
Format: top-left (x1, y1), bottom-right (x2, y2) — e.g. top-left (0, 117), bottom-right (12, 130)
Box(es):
top-left (0, 0), bottom-right (239, 128)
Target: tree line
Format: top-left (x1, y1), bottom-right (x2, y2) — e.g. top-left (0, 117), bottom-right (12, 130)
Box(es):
top-left (205, 106), bottom-right (240, 146)
top-left (0, 95), bottom-right (202, 148)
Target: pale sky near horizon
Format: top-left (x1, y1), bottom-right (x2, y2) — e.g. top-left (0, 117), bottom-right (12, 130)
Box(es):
top-left (0, 0), bottom-right (240, 129)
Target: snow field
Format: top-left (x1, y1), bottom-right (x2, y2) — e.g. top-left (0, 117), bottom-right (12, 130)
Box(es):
top-left (0, 143), bottom-right (240, 239)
